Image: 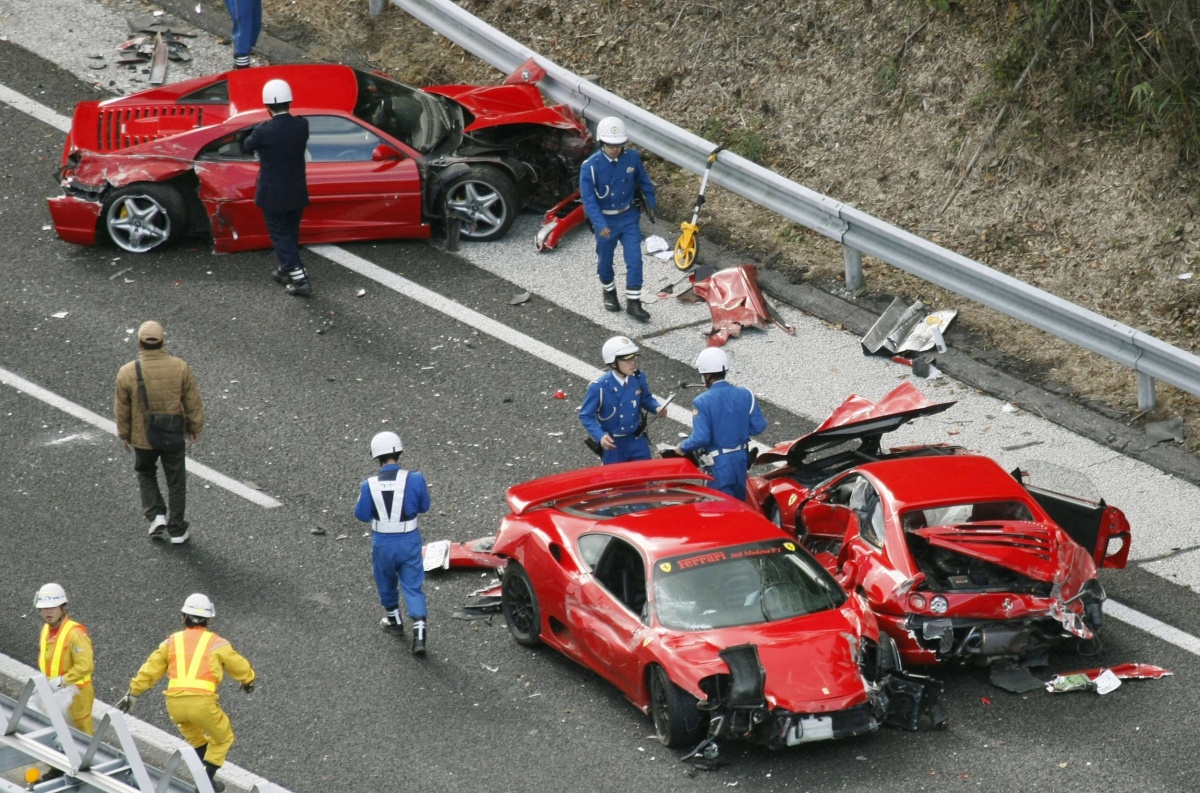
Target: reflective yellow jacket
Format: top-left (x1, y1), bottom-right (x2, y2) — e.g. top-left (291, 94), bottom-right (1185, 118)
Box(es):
top-left (129, 627), bottom-right (254, 698)
top-left (39, 619), bottom-right (93, 687)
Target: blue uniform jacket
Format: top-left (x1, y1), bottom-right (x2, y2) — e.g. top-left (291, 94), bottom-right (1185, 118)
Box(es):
top-left (579, 148), bottom-right (656, 230)
top-left (354, 464), bottom-right (431, 524)
top-left (679, 381), bottom-right (768, 454)
top-left (579, 369), bottom-right (661, 442)
top-left (243, 112), bottom-right (310, 213)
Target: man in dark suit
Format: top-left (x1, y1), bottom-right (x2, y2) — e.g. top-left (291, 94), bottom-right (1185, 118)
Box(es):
top-left (243, 78), bottom-right (312, 297)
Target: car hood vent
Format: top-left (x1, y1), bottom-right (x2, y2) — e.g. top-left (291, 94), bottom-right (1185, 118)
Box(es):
top-left (96, 105), bottom-right (205, 153)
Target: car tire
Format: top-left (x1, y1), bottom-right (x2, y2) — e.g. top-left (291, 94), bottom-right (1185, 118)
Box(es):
top-left (441, 165), bottom-right (517, 242)
top-left (649, 665), bottom-right (705, 748)
top-left (764, 499), bottom-right (783, 529)
top-left (102, 183), bottom-right (186, 253)
top-left (501, 561), bottom-right (541, 646)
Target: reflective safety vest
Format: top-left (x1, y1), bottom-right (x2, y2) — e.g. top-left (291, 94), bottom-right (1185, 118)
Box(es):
top-left (166, 629), bottom-right (225, 694)
top-left (368, 471), bottom-right (417, 533)
top-left (39, 619), bottom-right (91, 686)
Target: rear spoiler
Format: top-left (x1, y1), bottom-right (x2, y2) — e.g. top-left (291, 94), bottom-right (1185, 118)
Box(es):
top-left (505, 458), bottom-right (713, 515)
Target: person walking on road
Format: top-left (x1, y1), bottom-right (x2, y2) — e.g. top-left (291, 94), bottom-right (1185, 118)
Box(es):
top-left (114, 320), bottom-right (204, 545)
top-left (116, 594), bottom-right (255, 793)
top-left (355, 431), bottom-right (432, 655)
top-left (580, 336), bottom-right (667, 464)
top-left (675, 348), bottom-right (767, 501)
top-left (579, 116), bottom-right (657, 322)
top-left (243, 78), bottom-right (312, 297)
top-left (35, 583), bottom-right (94, 735)
top-left (224, 0), bottom-right (262, 69)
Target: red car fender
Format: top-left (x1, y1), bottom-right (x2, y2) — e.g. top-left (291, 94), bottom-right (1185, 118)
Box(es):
top-left (1096, 504), bottom-right (1132, 568)
top-left (46, 196), bottom-right (101, 246)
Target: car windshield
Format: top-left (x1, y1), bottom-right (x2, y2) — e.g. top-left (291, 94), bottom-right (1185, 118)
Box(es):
top-left (901, 500), bottom-right (1034, 530)
top-left (653, 539), bottom-right (846, 630)
top-left (560, 486), bottom-right (719, 519)
top-left (353, 70), bottom-right (451, 153)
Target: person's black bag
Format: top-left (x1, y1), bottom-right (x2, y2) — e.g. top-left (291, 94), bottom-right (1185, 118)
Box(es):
top-left (136, 362), bottom-right (186, 452)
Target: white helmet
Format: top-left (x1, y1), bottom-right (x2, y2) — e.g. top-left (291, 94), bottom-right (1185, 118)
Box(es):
top-left (181, 593), bottom-right (216, 619)
top-left (602, 336), bottom-right (639, 365)
top-left (596, 116), bottom-right (628, 145)
top-left (262, 78), bottom-right (293, 105)
top-left (696, 347), bottom-right (729, 375)
top-left (35, 583), bottom-right (68, 609)
top-left (371, 431), bottom-right (404, 459)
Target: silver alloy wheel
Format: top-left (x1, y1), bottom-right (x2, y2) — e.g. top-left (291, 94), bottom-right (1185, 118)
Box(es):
top-left (104, 191), bottom-right (175, 253)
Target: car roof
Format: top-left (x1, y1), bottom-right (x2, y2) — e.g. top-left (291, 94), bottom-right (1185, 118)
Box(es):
top-left (601, 500), bottom-right (788, 561)
top-left (858, 454), bottom-right (1030, 508)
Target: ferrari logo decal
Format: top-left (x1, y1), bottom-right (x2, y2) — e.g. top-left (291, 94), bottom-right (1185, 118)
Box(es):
top-left (788, 494), bottom-right (798, 507)
top-left (783, 542), bottom-right (795, 552)
top-left (659, 562), bottom-right (672, 573)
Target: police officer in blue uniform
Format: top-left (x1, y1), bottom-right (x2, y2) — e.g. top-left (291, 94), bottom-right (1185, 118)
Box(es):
top-left (676, 348), bottom-right (768, 501)
top-left (580, 337), bottom-right (667, 464)
top-left (579, 116), bottom-right (656, 322)
top-left (243, 78), bottom-right (312, 297)
top-left (354, 431), bottom-right (431, 655)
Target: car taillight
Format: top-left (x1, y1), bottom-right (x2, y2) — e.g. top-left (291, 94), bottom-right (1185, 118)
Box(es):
top-left (908, 593), bottom-right (927, 611)
top-left (929, 595), bottom-right (949, 615)
top-left (1105, 535), bottom-right (1126, 558)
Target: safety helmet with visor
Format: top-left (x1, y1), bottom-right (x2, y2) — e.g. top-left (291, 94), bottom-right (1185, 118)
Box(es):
top-left (596, 116), bottom-right (628, 146)
top-left (35, 583), bottom-right (68, 609)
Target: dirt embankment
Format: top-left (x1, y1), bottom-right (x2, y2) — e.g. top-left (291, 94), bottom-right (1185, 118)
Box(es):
top-left (261, 0), bottom-right (1200, 449)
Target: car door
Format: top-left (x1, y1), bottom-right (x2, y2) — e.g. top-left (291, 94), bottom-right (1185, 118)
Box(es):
top-left (571, 534), bottom-right (648, 696)
top-left (815, 474), bottom-right (902, 605)
top-left (300, 114), bottom-right (425, 243)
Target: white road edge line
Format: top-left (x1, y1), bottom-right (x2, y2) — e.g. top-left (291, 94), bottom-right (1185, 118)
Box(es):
top-left (0, 365), bottom-right (281, 508)
top-left (0, 652), bottom-right (292, 793)
top-left (8, 83), bottom-right (1199, 659)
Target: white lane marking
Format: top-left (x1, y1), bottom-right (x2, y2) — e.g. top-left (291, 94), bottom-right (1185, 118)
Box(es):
top-left (0, 84), bottom-right (71, 133)
top-left (310, 244), bottom-right (696, 429)
top-left (0, 365), bottom-right (281, 508)
top-left (0, 652), bottom-right (292, 793)
top-left (10, 84), bottom-right (1200, 657)
top-left (1106, 599), bottom-right (1200, 656)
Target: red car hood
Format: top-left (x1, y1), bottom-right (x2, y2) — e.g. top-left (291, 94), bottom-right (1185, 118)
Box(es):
top-left (423, 83), bottom-right (585, 132)
top-left (756, 382), bottom-right (955, 466)
top-left (914, 521), bottom-right (1095, 583)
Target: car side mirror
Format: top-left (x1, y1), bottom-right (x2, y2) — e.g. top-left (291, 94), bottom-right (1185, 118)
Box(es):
top-left (372, 144), bottom-right (403, 162)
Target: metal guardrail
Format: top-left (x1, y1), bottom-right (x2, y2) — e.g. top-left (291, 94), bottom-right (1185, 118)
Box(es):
top-left (0, 676), bottom-right (273, 793)
top-left (389, 0), bottom-right (1200, 411)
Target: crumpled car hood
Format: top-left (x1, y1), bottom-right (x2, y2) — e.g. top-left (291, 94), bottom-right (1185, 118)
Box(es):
top-left (915, 521), bottom-right (1088, 583)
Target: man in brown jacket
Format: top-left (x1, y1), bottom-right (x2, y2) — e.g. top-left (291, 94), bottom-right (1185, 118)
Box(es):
top-left (114, 321), bottom-right (205, 544)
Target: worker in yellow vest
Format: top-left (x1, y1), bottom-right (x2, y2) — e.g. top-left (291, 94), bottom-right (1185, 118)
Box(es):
top-left (116, 594), bottom-right (255, 793)
top-left (35, 583), bottom-right (94, 734)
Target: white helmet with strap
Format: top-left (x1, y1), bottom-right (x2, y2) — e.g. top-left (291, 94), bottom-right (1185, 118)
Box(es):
top-left (262, 78), bottom-right (293, 105)
top-left (181, 593), bottom-right (216, 619)
top-left (596, 116), bottom-right (628, 145)
top-left (696, 347), bottom-right (729, 375)
top-left (602, 336), bottom-right (639, 365)
top-left (371, 431), bottom-right (404, 459)
top-left (35, 583), bottom-right (68, 608)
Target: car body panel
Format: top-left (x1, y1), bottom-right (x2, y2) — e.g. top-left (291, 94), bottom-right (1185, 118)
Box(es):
top-left (493, 458), bottom-right (944, 749)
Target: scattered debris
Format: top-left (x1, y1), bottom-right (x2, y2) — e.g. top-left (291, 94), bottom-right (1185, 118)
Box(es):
top-left (1001, 440), bottom-right (1045, 451)
top-left (1002, 402), bottom-right (1020, 413)
top-left (422, 539), bottom-right (452, 571)
top-left (1146, 417), bottom-right (1185, 447)
top-left (861, 297), bottom-right (957, 356)
top-left (553, 390), bottom-right (567, 399)
top-left (1045, 663), bottom-right (1172, 694)
top-left (1179, 272), bottom-right (1193, 280)
top-left (644, 235), bottom-right (672, 260)
top-left (990, 663), bottom-right (1044, 693)
top-left (51, 312), bottom-right (69, 319)
top-left (690, 264), bottom-right (795, 346)
top-left (310, 527), bottom-right (327, 536)
top-left (108, 267), bottom-right (133, 280)
top-left (508, 291), bottom-right (531, 305)
top-left (117, 16), bottom-right (197, 69)
top-left (356, 288), bottom-right (367, 298)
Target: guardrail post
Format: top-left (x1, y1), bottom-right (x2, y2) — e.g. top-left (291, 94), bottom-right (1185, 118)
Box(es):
top-left (1137, 372), bottom-right (1157, 411)
top-left (843, 246), bottom-right (864, 291)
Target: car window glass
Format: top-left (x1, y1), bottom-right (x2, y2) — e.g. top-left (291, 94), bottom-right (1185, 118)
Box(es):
top-left (305, 115), bottom-right (382, 162)
top-left (561, 487), bottom-right (718, 519)
top-left (196, 126), bottom-right (258, 161)
top-left (353, 69), bottom-right (451, 153)
top-left (846, 478), bottom-right (886, 548)
top-left (907, 500), bottom-right (1033, 529)
top-left (577, 533), bottom-right (611, 569)
top-left (179, 81), bottom-right (229, 104)
top-left (590, 538), bottom-right (647, 617)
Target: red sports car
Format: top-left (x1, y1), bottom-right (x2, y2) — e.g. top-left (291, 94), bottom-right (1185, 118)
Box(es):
top-left (48, 61), bottom-right (589, 253)
top-left (747, 383), bottom-right (1132, 669)
top-left (491, 458), bottom-right (944, 755)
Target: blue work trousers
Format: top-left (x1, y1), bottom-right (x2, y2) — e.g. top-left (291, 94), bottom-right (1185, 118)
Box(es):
top-left (601, 434), bottom-right (652, 465)
top-left (594, 210), bottom-right (643, 291)
top-left (371, 531), bottom-right (427, 619)
top-left (224, 0), bottom-right (262, 59)
top-left (709, 452), bottom-right (751, 502)
top-left (263, 209), bottom-right (303, 272)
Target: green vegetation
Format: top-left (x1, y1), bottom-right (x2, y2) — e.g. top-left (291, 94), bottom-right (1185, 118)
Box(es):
top-left (696, 116), bottom-right (767, 164)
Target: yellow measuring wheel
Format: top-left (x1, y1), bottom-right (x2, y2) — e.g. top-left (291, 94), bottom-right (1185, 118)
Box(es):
top-left (674, 145), bottom-right (723, 271)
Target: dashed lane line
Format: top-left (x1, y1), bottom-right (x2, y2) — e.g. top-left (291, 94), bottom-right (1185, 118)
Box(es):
top-left (0, 364), bottom-right (281, 508)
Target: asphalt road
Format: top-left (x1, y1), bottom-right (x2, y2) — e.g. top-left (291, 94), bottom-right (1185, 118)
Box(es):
top-left (3, 20), bottom-right (1200, 793)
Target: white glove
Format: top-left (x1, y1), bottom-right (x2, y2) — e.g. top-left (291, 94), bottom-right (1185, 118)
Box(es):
top-left (53, 683), bottom-right (77, 715)
top-left (48, 676), bottom-right (64, 690)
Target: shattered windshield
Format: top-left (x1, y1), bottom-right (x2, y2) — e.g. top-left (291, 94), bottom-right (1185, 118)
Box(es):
top-left (352, 70), bottom-right (451, 153)
top-left (560, 487), bottom-right (719, 519)
top-left (653, 540), bottom-right (846, 630)
top-left (902, 500), bottom-right (1034, 530)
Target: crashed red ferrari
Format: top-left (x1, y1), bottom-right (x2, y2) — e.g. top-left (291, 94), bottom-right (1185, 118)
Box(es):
top-left (747, 383), bottom-right (1132, 668)
top-left (48, 61), bottom-right (589, 253)
top-left (490, 458), bottom-right (944, 754)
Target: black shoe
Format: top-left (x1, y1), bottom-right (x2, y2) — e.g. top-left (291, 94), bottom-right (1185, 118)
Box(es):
top-left (379, 616), bottom-right (404, 636)
top-left (602, 290), bottom-right (621, 312)
top-left (203, 760), bottom-right (226, 792)
top-left (271, 268), bottom-right (291, 285)
top-left (626, 299), bottom-right (650, 322)
top-left (411, 619), bottom-right (427, 656)
top-left (285, 281), bottom-right (313, 297)
top-left (168, 529), bottom-right (190, 545)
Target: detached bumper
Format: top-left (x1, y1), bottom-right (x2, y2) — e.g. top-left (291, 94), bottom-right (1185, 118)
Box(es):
top-left (47, 195), bottom-right (101, 246)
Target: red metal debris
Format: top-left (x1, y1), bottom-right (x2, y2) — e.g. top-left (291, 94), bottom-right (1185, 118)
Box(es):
top-left (690, 264), bottom-right (795, 347)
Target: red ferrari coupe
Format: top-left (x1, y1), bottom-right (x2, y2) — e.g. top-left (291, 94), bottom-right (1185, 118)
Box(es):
top-left (491, 458), bottom-right (944, 755)
top-left (48, 61), bottom-right (589, 253)
top-left (748, 383), bottom-right (1132, 668)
